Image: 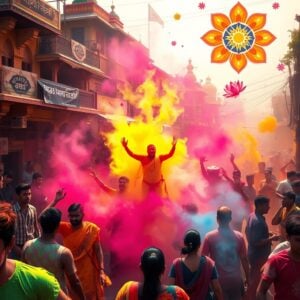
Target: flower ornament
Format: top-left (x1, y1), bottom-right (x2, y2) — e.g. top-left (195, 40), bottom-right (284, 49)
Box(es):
top-left (198, 2), bottom-right (205, 10)
top-left (201, 2), bottom-right (276, 73)
top-left (223, 80), bottom-right (246, 98)
top-left (277, 63), bottom-right (285, 71)
top-left (272, 2), bottom-right (280, 9)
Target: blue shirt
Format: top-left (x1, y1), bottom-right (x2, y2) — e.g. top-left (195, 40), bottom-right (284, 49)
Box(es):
top-left (245, 212), bottom-right (271, 265)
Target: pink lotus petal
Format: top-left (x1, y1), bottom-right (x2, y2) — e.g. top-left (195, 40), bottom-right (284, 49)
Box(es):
top-left (223, 80), bottom-right (246, 98)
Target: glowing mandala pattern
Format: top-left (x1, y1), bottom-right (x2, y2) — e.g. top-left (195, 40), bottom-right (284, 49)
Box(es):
top-left (201, 2), bottom-right (276, 73)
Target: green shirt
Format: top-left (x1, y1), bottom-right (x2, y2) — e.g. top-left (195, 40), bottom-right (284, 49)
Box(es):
top-left (0, 260), bottom-right (60, 300)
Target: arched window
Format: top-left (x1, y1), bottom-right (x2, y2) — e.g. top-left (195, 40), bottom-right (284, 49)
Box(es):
top-left (22, 46), bottom-right (32, 72)
top-left (2, 39), bottom-right (14, 67)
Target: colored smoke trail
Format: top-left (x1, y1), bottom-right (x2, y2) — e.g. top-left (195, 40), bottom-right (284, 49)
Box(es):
top-left (232, 128), bottom-right (262, 173)
top-left (105, 72), bottom-right (188, 200)
top-left (258, 115), bottom-right (278, 133)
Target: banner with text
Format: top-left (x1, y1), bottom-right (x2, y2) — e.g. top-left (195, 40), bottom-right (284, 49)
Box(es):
top-left (38, 79), bottom-right (79, 107)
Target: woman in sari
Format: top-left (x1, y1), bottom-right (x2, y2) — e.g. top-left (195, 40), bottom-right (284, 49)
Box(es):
top-left (168, 229), bottom-right (223, 300)
top-left (115, 247), bottom-right (189, 300)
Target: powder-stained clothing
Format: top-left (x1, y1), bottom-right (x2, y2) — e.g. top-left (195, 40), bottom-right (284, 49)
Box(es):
top-left (13, 203), bottom-right (39, 246)
top-left (169, 256), bottom-right (217, 300)
top-left (245, 212), bottom-right (271, 265)
top-left (262, 249), bottom-right (300, 300)
top-left (202, 228), bottom-right (246, 285)
top-left (23, 238), bottom-right (76, 293)
top-left (58, 221), bottom-right (103, 300)
top-left (0, 260), bottom-right (60, 300)
top-left (115, 281), bottom-right (189, 300)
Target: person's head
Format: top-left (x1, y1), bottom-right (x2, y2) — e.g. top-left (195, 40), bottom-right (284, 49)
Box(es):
top-left (32, 172), bottom-right (43, 186)
top-left (280, 192), bottom-right (296, 209)
top-left (264, 168), bottom-right (273, 181)
top-left (140, 247), bottom-right (165, 300)
top-left (287, 171), bottom-right (297, 182)
top-left (68, 203), bottom-right (84, 228)
top-left (0, 203), bottom-right (16, 265)
top-left (246, 174), bottom-right (254, 186)
top-left (285, 212), bottom-right (300, 254)
top-left (15, 183), bottom-right (31, 206)
top-left (258, 161), bottom-right (266, 173)
top-left (232, 169), bottom-right (241, 184)
top-left (39, 208), bottom-right (62, 235)
top-left (254, 195), bottom-right (270, 215)
top-left (217, 206), bottom-right (232, 226)
top-left (292, 180), bottom-right (300, 194)
top-left (147, 144), bottom-right (156, 159)
top-left (181, 229), bottom-right (201, 255)
top-left (118, 176), bottom-right (129, 193)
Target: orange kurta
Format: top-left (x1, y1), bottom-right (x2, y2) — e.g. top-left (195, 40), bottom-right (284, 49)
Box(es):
top-left (58, 221), bottom-right (103, 300)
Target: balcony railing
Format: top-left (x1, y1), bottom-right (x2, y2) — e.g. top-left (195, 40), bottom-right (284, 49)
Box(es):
top-left (38, 36), bottom-right (100, 70)
top-left (78, 89), bottom-right (97, 109)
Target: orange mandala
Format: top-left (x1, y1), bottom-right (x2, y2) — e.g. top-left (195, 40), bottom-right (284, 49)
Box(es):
top-left (201, 2), bottom-right (276, 73)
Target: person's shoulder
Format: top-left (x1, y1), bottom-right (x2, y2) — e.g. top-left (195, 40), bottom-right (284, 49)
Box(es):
top-left (233, 230), bottom-right (244, 238)
top-left (205, 229), bottom-right (218, 237)
top-left (167, 285), bottom-right (189, 299)
top-left (268, 249), bottom-right (290, 263)
top-left (84, 221), bottom-right (100, 231)
top-left (203, 255), bottom-right (215, 266)
top-left (16, 260), bottom-right (57, 280)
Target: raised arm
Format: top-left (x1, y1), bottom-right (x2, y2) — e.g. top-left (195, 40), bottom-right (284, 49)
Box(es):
top-left (121, 138), bottom-right (145, 161)
top-left (89, 171), bottom-right (116, 195)
top-left (160, 137), bottom-right (177, 162)
top-left (230, 153), bottom-right (240, 172)
top-left (199, 156), bottom-right (209, 179)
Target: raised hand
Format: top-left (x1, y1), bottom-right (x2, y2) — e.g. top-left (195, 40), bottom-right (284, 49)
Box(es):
top-left (121, 137), bottom-right (128, 148)
top-left (172, 136), bottom-right (177, 147)
top-left (230, 153), bottom-right (235, 162)
top-left (54, 188), bottom-right (66, 203)
top-left (199, 156), bottom-right (207, 163)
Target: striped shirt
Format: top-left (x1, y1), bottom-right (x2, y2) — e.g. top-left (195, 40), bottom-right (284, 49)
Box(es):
top-left (13, 203), bottom-right (40, 246)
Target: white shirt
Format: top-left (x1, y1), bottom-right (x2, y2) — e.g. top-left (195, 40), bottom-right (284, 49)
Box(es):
top-left (276, 179), bottom-right (293, 194)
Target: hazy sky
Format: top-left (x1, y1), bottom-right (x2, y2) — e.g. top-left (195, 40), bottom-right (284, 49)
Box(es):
top-left (98, 0), bottom-right (300, 113)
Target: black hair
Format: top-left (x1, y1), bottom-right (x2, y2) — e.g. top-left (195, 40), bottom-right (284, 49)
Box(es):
top-left (39, 208), bottom-right (62, 234)
top-left (15, 183), bottom-right (31, 195)
top-left (285, 212), bottom-right (300, 236)
top-left (254, 195), bottom-right (269, 208)
top-left (140, 247), bottom-right (165, 300)
top-left (0, 203), bottom-right (16, 247)
top-left (181, 229), bottom-right (201, 255)
top-left (32, 172), bottom-right (42, 181)
top-left (217, 206), bottom-right (232, 224)
top-left (68, 203), bottom-right (83, 213)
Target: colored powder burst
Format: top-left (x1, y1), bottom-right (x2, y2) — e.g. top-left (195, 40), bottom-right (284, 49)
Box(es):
top-left (258, 116), bottom-right (278, 133)
top-left (198, 2), bottom-right (205, 9)
top-left (173, 13), bottom-right (181, 20)
top-left (104, 71), bottom-right (187, 200)
top-left (277, 63), bottom-right (285, 71)
top-left (272, 2), bottom-right (280, 9)
top-left (232, 128), bottom-right (262, 173)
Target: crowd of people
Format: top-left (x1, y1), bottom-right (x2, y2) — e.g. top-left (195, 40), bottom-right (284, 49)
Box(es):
top-left (0, 152), bottom-right (300, 299)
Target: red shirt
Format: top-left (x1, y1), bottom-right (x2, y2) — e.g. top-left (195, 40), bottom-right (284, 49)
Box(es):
top-left (262, 249), bottom-right (300, 299)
